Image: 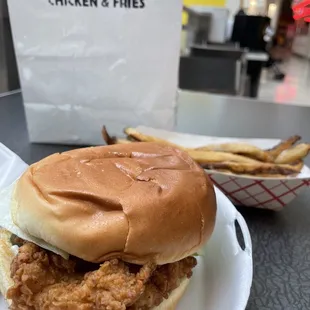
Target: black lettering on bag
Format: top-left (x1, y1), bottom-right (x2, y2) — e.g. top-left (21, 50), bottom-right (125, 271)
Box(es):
top-left (82, 0), bottom-right (97, 6)
top-left (49, 0), bottom-right (143, 8)
top-left (132, 0), bottom-right (139, 8)
top-left (102, 0), bottom-right (109, 7)
top-left (114, 0), bottom-right (126, 7)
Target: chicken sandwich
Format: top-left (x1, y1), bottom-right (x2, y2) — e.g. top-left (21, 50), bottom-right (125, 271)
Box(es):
top-left (0, 142), bottom-right (216, 309)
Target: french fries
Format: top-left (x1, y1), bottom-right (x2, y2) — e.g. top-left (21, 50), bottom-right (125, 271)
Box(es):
top-left (274, 143), bottom-right (310, 164)
top-left (195, 143), bottom-right (273, 162)
top-left (102, 126), bottom-right (309, 178)
top-left (102, 126), bottom-right (131, 145)
top-left (267, 135), bottom-right (301, 159)
top-left (124, 128), bottom-right (187, 150)
top-left (187, 150), bottom-right (260, 164)
top-left (201, 161), bottom-right (303, 176)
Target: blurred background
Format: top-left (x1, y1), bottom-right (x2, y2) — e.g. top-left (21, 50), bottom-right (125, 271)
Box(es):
top-left (0, 0), bottom-right (309, 105)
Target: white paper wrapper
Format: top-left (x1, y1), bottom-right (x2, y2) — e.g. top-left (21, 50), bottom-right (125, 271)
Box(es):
top-left (0, 143), bottom-right (253, 310)
top-left (0, 184), bottom-right (69, 259)
top-left (7, 0), bottom-right (182, 144)
top-left (137, 126), bottom-right (310, 211)
top-left (0, 143), bottom-right (69, 259)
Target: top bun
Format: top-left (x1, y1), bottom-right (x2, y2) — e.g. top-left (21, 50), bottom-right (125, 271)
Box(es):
top-left (12, 143), bottom-right (216, 265)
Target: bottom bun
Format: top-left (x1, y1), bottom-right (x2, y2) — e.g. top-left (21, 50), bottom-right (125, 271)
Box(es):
top-left (0, 229), bottom-right (14, 303)
top-left (154, 278), bottom-right (190, 310)
top-left (0, 229), bottom-right (190, 309)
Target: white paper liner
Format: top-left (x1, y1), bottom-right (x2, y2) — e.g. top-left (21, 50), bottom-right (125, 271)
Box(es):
top-left (0, 183), bottom-right (69, 259)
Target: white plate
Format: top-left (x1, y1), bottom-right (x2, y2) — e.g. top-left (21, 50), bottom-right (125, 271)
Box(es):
top-left (0, 143), bottom-right (253, 310)
top-left (178, 187), bottom-right (253, 310)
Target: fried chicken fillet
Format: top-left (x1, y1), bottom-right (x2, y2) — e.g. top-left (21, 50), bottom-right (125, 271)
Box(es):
top-left (0, 143), bottom-right (216, 309)
top-left (7, 242), bottom-right (196, 310)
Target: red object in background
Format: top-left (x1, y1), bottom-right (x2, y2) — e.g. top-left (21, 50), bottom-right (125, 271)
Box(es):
top-left (275, 82), bottom-right (297, 103)
top-left (292, 0), bottom-right (310, 21)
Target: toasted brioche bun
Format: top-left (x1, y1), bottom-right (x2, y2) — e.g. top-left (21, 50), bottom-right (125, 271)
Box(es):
top-left (12, 143), bottom-right (216, 265)
top-left (154, 278), bottom-right (190, 310)
top-left (0, 229), bottom-right (189, 309)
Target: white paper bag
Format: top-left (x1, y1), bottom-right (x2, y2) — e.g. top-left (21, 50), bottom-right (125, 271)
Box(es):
top-left (8, 0), bottom-right (183, 145)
